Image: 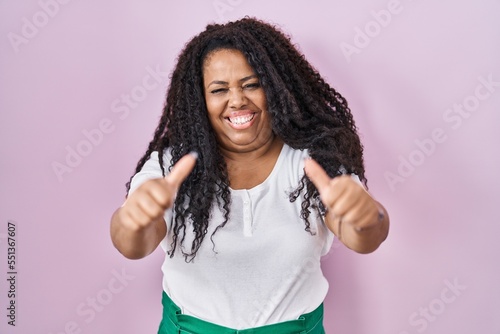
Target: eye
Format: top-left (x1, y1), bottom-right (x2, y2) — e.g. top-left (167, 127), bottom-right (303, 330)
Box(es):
top-left (210, 88), bottom-right (228, 94)
top-left (244, 82), bottom-right (260, 89)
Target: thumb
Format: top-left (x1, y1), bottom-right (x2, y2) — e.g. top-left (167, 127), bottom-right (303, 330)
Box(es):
top-left (304, 158), bottom-right (331, 194)
top-left (165, 152), bottom-right (198, 190)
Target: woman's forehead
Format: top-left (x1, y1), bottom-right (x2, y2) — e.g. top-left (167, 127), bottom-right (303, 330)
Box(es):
top-left (203, 49), bottom-right (255, 77)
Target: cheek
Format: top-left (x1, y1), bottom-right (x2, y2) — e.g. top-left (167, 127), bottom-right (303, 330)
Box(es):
top-left (255, 91), bottom-right (268, 111)
top-left (205, 100), bottom-right (226, 132)
top-left (256, 93), bottom-right (272, 127)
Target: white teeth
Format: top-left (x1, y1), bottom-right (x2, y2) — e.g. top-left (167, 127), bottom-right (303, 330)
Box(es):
top-left (229, 114), bottom-right (254, 125)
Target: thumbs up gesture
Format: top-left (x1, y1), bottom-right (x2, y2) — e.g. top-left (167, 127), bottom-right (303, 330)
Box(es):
top-left (120, 152), bottom-right (197, 229)
top-left (111, 152), bottom-right (198, 259)
top-left (304, 158), bottom-right (389, 254)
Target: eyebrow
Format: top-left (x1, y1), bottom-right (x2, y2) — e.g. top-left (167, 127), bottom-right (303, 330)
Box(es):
top-left (207, 75), bottom-right (258, 88)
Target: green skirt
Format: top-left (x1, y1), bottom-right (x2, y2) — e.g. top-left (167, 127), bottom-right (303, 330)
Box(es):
top-left (158, 292), bottom-right (325, 334)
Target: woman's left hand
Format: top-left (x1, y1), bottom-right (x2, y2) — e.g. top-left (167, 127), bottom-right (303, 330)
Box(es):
top-left (304, 158), bottom-right (389, 253)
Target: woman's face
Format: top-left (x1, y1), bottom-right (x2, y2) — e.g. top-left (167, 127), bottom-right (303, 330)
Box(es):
top-left (202, 49), bottom-right (273, 154)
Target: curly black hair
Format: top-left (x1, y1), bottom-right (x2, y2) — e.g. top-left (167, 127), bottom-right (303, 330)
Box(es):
top-left (126, 17), bottom-right (366, 261)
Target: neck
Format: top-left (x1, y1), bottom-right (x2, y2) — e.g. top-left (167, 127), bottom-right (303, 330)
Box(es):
top-left (221, 136), bottom-right (284, 189)
top-left (221, 136), bottom-right (283, 164)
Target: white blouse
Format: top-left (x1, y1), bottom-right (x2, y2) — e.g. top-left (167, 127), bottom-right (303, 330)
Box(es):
top-left (129, 144), bottom-right (334, 329)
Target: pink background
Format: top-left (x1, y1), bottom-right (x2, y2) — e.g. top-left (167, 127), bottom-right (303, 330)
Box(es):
top-left (1, 1), bottom-right (499, 333)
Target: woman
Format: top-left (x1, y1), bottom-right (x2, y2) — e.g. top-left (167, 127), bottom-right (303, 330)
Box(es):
top-left (110, 17), bottom-right (389, 334)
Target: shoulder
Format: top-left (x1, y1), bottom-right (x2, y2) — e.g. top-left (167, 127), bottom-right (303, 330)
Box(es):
top-left (282, 145), bottom-right (362, 183)
top-left (279, 144), bottom-right (310, 165)
top-left (278, 144), bottom-right (310, 181)
top-left (128, 148), bottom-right (173, 194)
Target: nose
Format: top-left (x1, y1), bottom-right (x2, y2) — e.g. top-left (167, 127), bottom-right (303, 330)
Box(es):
top-left (229, 88), bottom-right (247, 109)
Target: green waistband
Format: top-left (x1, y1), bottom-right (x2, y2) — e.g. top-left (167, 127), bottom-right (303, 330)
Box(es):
top-left (158, 292), bottom-right (324, 334)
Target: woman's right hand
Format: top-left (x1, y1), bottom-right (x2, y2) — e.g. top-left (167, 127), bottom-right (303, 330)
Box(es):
top-left (111, 152), bottom-right (198, 259)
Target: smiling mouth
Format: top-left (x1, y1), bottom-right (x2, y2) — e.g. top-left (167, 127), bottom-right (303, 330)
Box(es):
top-left (227, 113), bottom-right (255, 125)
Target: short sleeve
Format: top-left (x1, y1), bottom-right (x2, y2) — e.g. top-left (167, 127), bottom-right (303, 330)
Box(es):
top-left (128, 150), bottom-right (172, 195)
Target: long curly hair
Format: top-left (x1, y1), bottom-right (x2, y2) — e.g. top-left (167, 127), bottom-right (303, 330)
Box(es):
top-left (126, 17), bottom-right (366, 261)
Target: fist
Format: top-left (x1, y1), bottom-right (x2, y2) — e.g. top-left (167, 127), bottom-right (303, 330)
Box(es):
top-left (304, 158), bottom-right (381, 233)
top-left (118, 152), bottom-right (197, 231)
